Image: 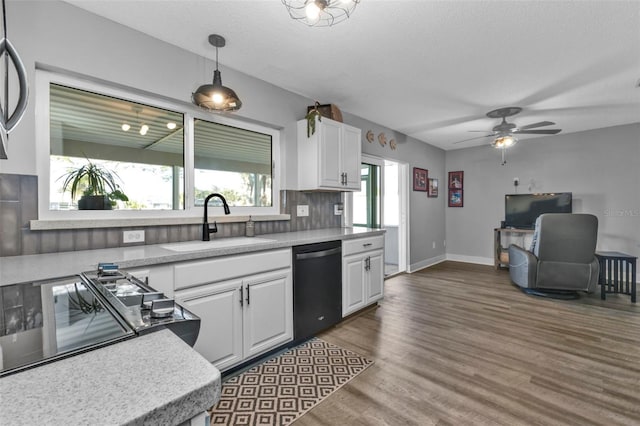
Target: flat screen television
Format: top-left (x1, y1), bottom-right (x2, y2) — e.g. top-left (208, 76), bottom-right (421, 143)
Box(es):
top-left (504, 193), bottom-right (572, 229)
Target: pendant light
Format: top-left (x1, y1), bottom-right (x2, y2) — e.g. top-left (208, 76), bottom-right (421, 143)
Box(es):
top-left (192, 34), bottom-right (242, 112)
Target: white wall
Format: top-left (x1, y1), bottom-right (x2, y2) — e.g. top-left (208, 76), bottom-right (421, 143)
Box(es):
top-left (445, 123), bottom-right (640, 266)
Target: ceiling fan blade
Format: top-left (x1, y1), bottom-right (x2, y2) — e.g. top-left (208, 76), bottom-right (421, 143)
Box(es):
top-left (453, 134), bottom-right (493, 144)
top-left (515, 129), bottom-right (562, 135)
top-left (518, 121), bottom-right (555, 130)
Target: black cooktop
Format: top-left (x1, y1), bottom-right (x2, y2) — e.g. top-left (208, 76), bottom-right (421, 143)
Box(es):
top-left (0, 276), bottom-right (134, 376)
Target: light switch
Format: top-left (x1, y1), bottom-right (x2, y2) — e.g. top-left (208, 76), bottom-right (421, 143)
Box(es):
top-left (297, 205), bottom-right (309, 217)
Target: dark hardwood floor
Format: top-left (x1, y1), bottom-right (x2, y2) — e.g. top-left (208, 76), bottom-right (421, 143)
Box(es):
top-left (296, 261), bottom-right (640, 425)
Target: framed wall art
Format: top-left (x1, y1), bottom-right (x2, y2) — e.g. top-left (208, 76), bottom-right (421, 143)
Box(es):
top-left (448, 171), bottom-right (463, 189)
top-left (448, 189), bottom-right (463, 207)
top-left (413, 167), bottom-right (428, 192)
top-left (428, 178), bottom-right (438, 197)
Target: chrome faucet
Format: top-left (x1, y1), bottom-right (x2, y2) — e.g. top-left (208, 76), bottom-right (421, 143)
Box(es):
top-left (202, 193), bottom-right (231, 241)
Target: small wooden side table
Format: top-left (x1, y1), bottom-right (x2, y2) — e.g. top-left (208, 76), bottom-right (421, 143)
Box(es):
top-left (595, 251), bottom-right (637, 303)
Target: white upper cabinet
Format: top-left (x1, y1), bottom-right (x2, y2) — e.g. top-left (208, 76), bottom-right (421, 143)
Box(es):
top-left (297, 117), bottom-right (362, 191)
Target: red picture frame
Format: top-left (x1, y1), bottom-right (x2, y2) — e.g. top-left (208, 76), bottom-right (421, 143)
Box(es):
top-left (448, 171), bottom-right (463, 189)
top-left (413, 167), bottom-right (428, 192)
top-left (448, 189), bottom-right (463, 207)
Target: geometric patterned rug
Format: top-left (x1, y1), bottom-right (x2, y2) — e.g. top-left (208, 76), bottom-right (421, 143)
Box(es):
top-left (208, 338), bottom-right (374, 425)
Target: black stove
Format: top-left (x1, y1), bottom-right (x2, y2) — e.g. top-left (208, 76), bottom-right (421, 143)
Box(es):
top-left (0, 268), bottom-right (199, 377)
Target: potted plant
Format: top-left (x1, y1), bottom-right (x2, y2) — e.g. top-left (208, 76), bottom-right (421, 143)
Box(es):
top-left (59, 159), bottom-right (129, 210)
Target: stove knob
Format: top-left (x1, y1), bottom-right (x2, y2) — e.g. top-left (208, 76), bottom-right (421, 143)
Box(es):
top-left (150, 298), bottom-right (175, 318)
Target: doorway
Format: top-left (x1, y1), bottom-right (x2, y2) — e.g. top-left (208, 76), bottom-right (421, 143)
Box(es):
top-left (350, 155), bottom-right (408, 276)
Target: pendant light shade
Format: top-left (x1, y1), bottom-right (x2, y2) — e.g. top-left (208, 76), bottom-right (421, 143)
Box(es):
top-left (192, 34), bottom-right (242, 112)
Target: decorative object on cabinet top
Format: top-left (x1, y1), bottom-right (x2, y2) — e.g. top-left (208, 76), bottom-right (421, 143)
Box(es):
top-left (390, 139), bottom-right (397, 150)
top-left (307, 103), bottom-right (342, 122)
top-left (305, 102), bottom-right (322, 137)
top-left (0, 0), bottom-right (29, 160)
top-left (365, 130), bottom-right (374, 143)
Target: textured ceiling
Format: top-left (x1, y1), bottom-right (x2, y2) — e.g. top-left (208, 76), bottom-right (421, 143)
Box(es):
top-left (63, 0), bottom-right (640, 150)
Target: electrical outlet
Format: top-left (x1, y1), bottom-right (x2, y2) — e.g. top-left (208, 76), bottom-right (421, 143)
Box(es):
top-left (334, 204), bottom-right (343, 215)
top-left (297, 205), bottom-right (309, 217)
top-left (123, 230), bottom-right (145, 244)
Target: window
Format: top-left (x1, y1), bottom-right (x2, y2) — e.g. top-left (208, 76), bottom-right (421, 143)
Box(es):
top-left (36, 70), bottom-right (280, 222)
top-left (48, 84), bottom-right (184, 211)
top-left (193, 119), bottom-right (272, 208)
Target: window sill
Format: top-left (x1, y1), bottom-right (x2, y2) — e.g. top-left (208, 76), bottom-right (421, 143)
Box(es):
top-left (30, 214), bottom-right (291, 231)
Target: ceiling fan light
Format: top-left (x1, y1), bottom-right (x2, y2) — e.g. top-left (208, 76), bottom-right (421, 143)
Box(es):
top-left (305, 1), bottom-right (322, 20)
top-left (139, 124), bottom-right (149, 136)
top-left (282, 0), bottom-right (359, 27)
top-left (492, 135), bottom-right (517, 149)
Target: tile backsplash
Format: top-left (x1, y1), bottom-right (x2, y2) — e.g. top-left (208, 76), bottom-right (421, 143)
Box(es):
top-left (0, 174), bottom-right (343, 257)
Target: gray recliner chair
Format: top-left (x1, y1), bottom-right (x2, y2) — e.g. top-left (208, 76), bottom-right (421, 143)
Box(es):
top-left (508, 213), bottom-right (599, 298)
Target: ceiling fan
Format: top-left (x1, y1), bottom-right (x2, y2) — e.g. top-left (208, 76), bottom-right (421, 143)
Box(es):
top-left (454, 106), bottom-right (562, 146)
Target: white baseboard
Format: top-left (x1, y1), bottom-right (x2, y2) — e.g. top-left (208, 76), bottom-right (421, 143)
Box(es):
top-left (408, 255), bottom-right (446, 273)
top-left (445, 254), bottom-right (494, 266)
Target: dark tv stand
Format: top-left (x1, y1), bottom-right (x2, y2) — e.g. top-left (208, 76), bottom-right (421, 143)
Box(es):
top-left (494, 228), bottom-right (535, 269)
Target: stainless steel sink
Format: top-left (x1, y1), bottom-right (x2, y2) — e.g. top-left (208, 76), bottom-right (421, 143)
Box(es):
top-left (160, 237), bottom-right (276, 252)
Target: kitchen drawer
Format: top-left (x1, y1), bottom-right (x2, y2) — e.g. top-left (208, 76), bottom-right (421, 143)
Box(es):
top-left (342, 235), bottom-right (384, 256)
top-left (174, 248), bottom-right (291, 290)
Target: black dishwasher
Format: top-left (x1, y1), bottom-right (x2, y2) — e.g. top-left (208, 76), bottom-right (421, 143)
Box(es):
top-left (293, 240), bottom-right (342, 342)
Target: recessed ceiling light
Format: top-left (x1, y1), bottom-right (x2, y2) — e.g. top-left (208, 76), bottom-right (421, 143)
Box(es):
top-left (121, 123), bottom-right (130, 131)
top-left (167, 122), bottom-right (177, 130)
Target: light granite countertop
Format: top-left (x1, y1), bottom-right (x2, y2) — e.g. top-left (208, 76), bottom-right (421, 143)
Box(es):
top-left (0, 227), bottom-right (384, 286)
top-left (0, 329), bottom-right (221, 426)
top-left (0, 227), bottom-right (382, 425)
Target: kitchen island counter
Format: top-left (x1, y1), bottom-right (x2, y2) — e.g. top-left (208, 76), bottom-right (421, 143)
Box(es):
top-left (0, 329), bottom-right (220, 425)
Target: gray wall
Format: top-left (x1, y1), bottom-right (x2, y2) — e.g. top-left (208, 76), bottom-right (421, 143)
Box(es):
top-left (343, 112), bottom-right (447, 269)
top-left (1, 0), bottom-right (311, 190)
top-left (445, 123), bottom-right (640, 264)
top-left (0, 0), bottom-right (449, 269)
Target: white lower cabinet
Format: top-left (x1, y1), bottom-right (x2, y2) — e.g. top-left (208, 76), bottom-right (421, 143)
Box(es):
top-left (175, 279), bottom-right (244, 370)
top-left (342, 236), bottom-right (385, 317)
top-left (174, 249), bottom-right (292, 372)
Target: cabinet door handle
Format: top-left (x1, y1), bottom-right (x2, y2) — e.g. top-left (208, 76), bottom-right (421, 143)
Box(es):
top-left (246, 285), bottom-right (250, 305)
top-left (363, 243), bottom-right (372, 247)
top-left (239, 287), bottom-right (243, 307)
top-left (344, 172), bottom-right (348, 185)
